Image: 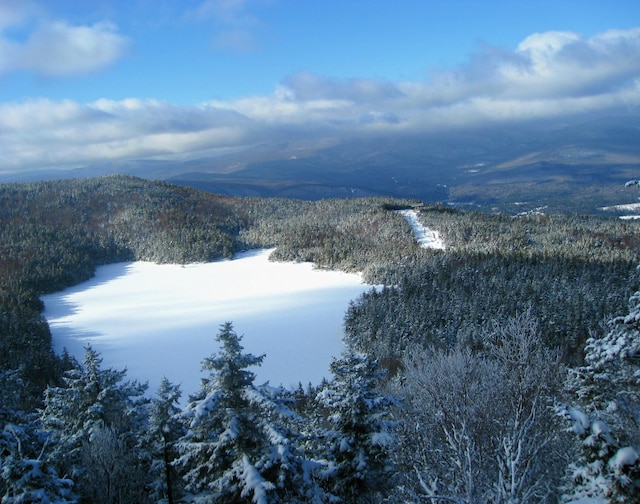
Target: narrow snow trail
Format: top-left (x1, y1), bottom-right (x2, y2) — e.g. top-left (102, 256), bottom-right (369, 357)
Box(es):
top-left (399, 209), bottom-right (445, 250)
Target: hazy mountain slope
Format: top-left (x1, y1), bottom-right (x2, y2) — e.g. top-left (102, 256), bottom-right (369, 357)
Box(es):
top-left (161, 114), bottom-right (640, 214)
top-left (3, 114), bottom-right (637, 214)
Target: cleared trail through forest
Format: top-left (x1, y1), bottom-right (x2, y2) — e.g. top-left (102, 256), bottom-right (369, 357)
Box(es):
top-left (399, 209), bottom-right (445, 250)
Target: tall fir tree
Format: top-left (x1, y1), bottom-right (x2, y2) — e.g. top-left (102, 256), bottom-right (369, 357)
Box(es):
top-left (177, 322), bottom-right (323, 503)
top-left (560, 289), bottom-right (640, 502)
top-left (316, 349), bottom-right (398, 503)
top-left (147, 377), bottom-right (186, 504)
top-left (39, 345), bottom-right (150, 504)
top-left (1, 369), bottom-right (75, 503)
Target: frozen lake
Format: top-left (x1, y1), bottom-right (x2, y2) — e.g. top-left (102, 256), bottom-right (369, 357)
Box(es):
top-left (42, 249), bottom-right (372, 398)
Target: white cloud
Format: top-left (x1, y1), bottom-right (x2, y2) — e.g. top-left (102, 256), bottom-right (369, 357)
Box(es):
top-left (19, 20), bottom-right (129, 77)
top-left (0, 7), bottom-right (130, 77)
top-left (0, 98), bottom-right (255, 171)
top-left (498, 28), bottom-right (640, 98)
top-left (1, 27), bottom-right (640, 174)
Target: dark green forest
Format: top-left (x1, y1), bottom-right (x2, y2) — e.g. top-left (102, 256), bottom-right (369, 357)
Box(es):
top-left (1, 175), bottom-right (640, 502)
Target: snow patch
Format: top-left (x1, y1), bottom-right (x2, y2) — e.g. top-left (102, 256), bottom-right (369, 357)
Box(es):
top-left (600, 202), bottom-right (640, 219)
top-left (566, 407), bottom-right (590, 435)
top-left (600, 202), bottom-right (640, 212)
top-left (609, 446), bottom-right (639, 470)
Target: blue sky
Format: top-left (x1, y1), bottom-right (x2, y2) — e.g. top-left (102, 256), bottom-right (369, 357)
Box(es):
top-left (1, 0), bottom-right (640, 174)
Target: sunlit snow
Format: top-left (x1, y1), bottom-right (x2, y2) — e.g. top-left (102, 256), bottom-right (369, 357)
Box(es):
top-left (399, 209), bottom-right (445, 250)
top-left (600, 202), bottom-right (640, 220)
top-left (42, 249), bottom-right (372, 398)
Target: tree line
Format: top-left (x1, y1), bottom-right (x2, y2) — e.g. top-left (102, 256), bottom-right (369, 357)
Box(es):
top-left (2, 322), bottom-right (396, 503)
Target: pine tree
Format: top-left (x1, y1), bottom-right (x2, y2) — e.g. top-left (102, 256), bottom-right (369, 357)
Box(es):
top-left (560, 289), bottom-right (640, 502)
top-left (148, 378), bottom-right (186, 504)
top-left (177, 322), bottom-right (323, 503)
top-left (0, 369), bottom-right (76, 503)
top-left (1, 421), bottom-right (76, 504)
top-left (316, 349), bottom-right (397, 503)
top-left (39, 345), bottom-right (150, 503)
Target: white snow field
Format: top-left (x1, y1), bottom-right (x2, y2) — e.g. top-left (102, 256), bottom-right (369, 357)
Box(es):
top-left (42, 249), bottom-right (372, 398)
top-left (399, 209), bottom-right (445, 250)
top-left (600, 202), bottom-right (640, 220)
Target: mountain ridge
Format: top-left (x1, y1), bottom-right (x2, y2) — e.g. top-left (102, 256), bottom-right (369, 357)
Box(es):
top-left (1, 113), bottom-right (639, 214)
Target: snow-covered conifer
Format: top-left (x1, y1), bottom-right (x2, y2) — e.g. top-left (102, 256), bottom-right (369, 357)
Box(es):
top-left (177, 322), bottom-right (323, 503)
top-left (560, 288), bottom-right (640, 502)
top-left (1, 415), bottom-right (75, 503)
top-left (0, 368), bottom-right (75, 503)
top-left (39, 345), bottom-right (150, 503)
top-left (148, 378), bottom-right (185, 504)
top-left (316, 348), bottom-right (398, 503)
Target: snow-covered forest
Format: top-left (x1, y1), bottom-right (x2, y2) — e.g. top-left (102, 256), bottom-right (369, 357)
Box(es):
top-left (1, 175), bottom-right (640, 502)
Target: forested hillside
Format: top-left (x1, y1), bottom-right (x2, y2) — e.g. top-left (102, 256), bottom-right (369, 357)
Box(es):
top-left (0, 175), bottom-right (415, 402)
top-left (1, 175), bottom-right (640, 502)
top-left (346, 207), bottom-right (640, 364)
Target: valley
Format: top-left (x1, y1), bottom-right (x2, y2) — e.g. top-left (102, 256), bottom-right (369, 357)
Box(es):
top-left (1, 174), bottom-right (640, 502)
top-left (2, 3), bottom-right (640, 500)
top-left (5, 114), bottom-right (639, 217)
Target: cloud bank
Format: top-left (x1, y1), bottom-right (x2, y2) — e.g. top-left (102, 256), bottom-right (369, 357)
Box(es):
top-left (1, 27), bottom-right (640, 174)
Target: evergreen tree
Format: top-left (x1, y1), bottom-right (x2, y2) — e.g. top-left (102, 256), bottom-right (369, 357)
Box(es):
top-left (0, 369), bottom-right (76, 503)
top-left (177, 322), bottom-right (322, 503)
top-left (1, 420), bottom-right (75, 504)
top-left (39, 345), bottom-right (150, 503)
top-left (560, 288), bottom-right (640, 502)
top-left (316, 349), bottom-right (397, 503)
top-left (148, 378), bottom-right (186, 504)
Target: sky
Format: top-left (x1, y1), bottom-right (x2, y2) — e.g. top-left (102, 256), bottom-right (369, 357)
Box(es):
top-left (1, 0), bottom-right (640, 175)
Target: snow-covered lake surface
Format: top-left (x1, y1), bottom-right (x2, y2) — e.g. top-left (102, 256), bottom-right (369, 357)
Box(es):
top-left (399, 209), bottom-right (445, 250)
top-left (42, 249), bottom-right (372, 398)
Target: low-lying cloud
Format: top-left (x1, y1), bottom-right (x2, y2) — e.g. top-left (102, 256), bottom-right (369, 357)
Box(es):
top-left (1, 27), bottom-right (639, 174)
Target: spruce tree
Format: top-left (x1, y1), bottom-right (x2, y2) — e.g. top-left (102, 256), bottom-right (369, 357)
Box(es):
top-left (148, 378), bottom-right (186, 504)
top-left (1, 369), bottom-right (75, 503)
top-left (39, 345), bottom-right (150, 503)
top-left (560, 289), bottom-right (640, 502)
top-left (177, 322), bottom-right (322, 503)
top-left (1, 419), bottom-right (75, 503)
top-left (316, 349), bottom-right (397, 503)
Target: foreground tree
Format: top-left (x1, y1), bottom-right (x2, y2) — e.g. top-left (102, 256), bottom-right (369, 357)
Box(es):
top-left (484, 314), bottom-right (566, 503)
top-left (393, 313), bottom-right (566, 503)
top-left (0, 428), bottom-right (75, 503)
top-left (39, 346), bottom-right (150, 504)
top-left (0, 383), bottom-right (75, 504)
top-left (316, 349), bottom-right (398, 503)
top-left (177, 322), bottom-right (322, 503)
top-left (559, 288), bottom-right (640, 502)
top-left (147, 378), bottom-right (186, 504)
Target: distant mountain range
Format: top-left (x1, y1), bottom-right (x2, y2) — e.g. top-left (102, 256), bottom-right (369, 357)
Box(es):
top-left (5, 113), bottom-right (640, 215)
